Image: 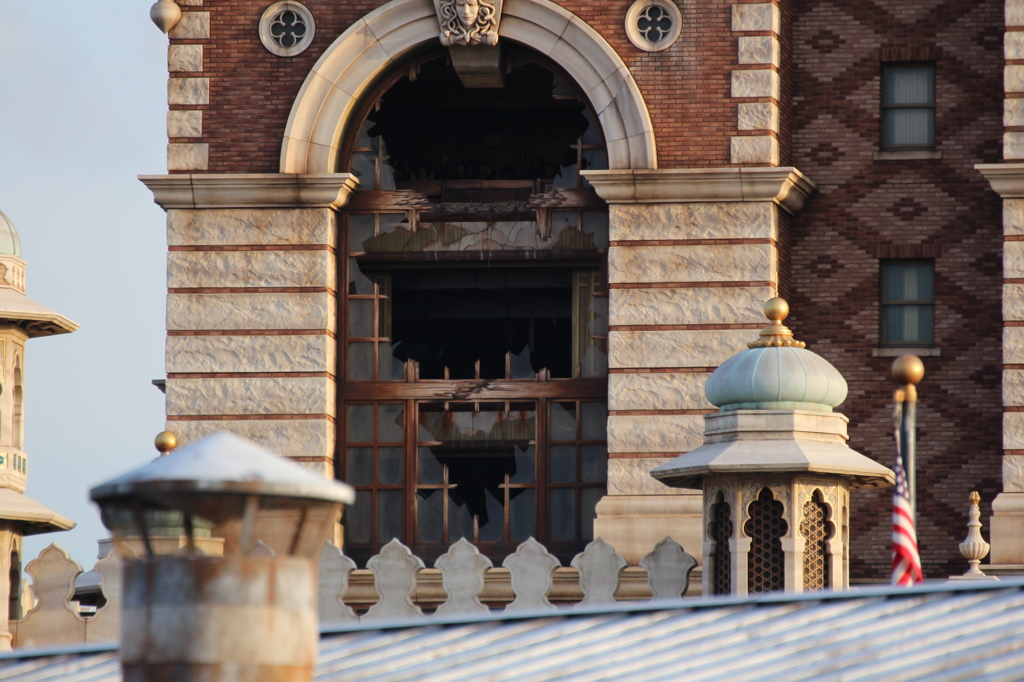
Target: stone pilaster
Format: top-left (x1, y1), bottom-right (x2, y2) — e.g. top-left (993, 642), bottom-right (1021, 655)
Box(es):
top-left (141, 174), bottom-right (358, 478)
top-left (582, 167), bottom-right (816, 565)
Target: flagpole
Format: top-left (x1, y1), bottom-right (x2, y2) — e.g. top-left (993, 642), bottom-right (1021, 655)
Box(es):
top-left (892, 355), bottom-right (924, 522)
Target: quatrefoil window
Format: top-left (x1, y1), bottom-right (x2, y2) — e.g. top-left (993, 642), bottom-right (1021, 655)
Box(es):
top-left (625, 0), bottom-right (682, 52)
top-left (638, 6), bottom-right (672, 43)
top-left (259, 1), bottom-right (316, 57)
top-left (271, 10), bottom-right (307, 49)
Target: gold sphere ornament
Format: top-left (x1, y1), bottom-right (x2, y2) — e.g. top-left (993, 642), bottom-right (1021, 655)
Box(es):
top-left (763, 297), bottom-right (790, 322)
top-left (892, 355), bottom-right (925, 385)
top-left (154, 431), bottom-right (178, 455)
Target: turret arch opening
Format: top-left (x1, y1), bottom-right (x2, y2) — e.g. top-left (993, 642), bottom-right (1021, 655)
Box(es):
top-left (280, 0), bottom-right (656, 174)
top-left (335, 38), bottom-right (613, 566)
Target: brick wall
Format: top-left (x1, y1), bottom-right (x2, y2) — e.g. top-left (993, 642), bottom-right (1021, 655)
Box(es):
top-left (173, 0), bottom-right (742, 173)
top-left (788, 0), bottom-right (1005, 579)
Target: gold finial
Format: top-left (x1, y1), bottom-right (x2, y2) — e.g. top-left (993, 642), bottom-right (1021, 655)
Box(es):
top-left (154, 431), bottom-right (177, 455)
top-left (892, 355), bottom-right (924, 385)
top-left (969, 491), bottom-right (981, 506)
top-left (748, 297), bottom-right (807, 349)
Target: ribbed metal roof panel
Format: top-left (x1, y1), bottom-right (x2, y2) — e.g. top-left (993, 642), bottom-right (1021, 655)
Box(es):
top-left (2, 582), bottom-right (1023, 682)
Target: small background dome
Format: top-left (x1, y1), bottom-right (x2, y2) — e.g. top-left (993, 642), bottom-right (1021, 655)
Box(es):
top-left (704, 298), bottom-right (848, 412)
top-left (0, 211), bottom-right (23, 258)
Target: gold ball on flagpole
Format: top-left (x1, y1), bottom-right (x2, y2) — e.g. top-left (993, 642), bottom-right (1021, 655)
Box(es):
top-left (892, 355), bottom-right (924, 385)
top-left (763, 297), bottom-right (789, 322)
top-left (154, 431), bottom-right (178, 455)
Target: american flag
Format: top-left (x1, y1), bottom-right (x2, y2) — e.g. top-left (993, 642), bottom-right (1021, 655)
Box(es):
top-left (892, 437), bottom-right (923, 586)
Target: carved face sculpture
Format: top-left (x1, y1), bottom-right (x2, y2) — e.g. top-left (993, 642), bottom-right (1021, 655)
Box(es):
top-left (455, 0), bottom-right (480, 28)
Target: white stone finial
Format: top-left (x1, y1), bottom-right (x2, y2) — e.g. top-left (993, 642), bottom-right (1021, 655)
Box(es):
top-left (150, 0), bottom-right (182, 33)
top-left (959, 491), bottom-right (992, 577)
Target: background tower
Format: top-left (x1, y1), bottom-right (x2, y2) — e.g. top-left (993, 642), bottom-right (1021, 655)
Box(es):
top-left (0, 210), bottom-right (78, 648)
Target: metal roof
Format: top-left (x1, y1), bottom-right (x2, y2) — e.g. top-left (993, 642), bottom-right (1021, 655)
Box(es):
top-left (2, 580), bottom-right (1024, 681)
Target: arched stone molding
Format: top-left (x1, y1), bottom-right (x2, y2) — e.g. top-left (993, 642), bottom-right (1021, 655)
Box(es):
top-left (280, 0), bottom-right (657, 174)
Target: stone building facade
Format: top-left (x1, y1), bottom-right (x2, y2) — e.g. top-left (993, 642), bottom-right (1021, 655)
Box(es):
top-left (144, 0), bottom-right (1009, 580)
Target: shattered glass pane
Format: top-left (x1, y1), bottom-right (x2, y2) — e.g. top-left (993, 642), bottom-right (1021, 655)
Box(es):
top-left (348, 258), bottom-right (374, 296)
top-left (349, 214), bottom-right (375, 253)
top-left (550, 402), bottom-right (577, 441)
top-left (549, 488), bottom-right (575, 541)
top-left (417, 489), bottom-right (443, 543)
top-left (347, 404), bottom-right (373, 443)
top-left (509, 488), bottom-right (535, 542)
top-left (347, 343), bottom-right (374, 381)
top-left (581, 402), bottom-right (608, 441)
top-left (581, 211), bottom-right (609, 250)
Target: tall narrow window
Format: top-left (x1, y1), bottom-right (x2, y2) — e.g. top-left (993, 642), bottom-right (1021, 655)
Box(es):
top-left (800, 492), bottom-right (832, 592)
top-left (709, 491), bottom-right (733, 596)
top-left (744, 488), bottom-right (787, 594)
top-left (881, 260), bottom-right (934, 346)
top-left (881, 64), bottom-right (935, 150)
top-left (13, 362), bottom-right (22, 450)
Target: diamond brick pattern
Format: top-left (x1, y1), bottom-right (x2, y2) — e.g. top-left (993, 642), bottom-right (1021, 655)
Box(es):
top-left (789, 0), bottom-right (1004, 581)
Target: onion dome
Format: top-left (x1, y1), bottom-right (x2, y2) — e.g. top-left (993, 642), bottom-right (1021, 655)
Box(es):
top-left (704, 298), bottom-right (847, 412)
top-left (0, 210), bottom-right (22, 258)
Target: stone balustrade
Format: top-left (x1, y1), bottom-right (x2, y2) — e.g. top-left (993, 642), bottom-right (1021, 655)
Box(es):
top-left (7, 536), bottom-right (698, 648)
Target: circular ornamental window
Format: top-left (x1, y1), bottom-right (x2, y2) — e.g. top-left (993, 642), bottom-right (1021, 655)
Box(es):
top-left (625, 0), bottom-right (682, 52)
top-left (259, 1), bottom-right (315, 57)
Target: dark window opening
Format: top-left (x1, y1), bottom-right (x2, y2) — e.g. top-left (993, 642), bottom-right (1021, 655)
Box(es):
top-left (385, 268), bottom-right (572, 379)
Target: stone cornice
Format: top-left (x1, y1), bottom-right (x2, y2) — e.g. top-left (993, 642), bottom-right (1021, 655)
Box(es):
top-left (581, 167), bottom-right (817, 215)
top-left (139, 173), bottom-right (361, 209)
top-left (976, 163), bottom-right (1024, 198)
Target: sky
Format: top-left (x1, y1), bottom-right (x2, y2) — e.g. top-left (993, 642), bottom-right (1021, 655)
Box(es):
top-left (0, 1), bottom-right (169, 567)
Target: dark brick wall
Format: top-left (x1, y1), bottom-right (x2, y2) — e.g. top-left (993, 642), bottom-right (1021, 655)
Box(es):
top-left (787, 0), bottom-right (1004, 580)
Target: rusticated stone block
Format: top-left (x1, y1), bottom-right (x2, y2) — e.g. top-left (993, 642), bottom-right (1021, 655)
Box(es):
top-left (167, 209), bottom-right (335, 247)
top-left (1006, 200), bottom-right (1024, 235)
top-left (610, 202), bottom-right (775, 241)
top-left (730, 70), bottom-right (779, 99)
top-left (1005, 412), bottom-right (1024, 450)
top-left (167, 250), bottom-right (334, 289)
top-left (168, 11), bottom-right (210, 39)
top-left (738, 36), bottom-right (779, 66)
top-left (609, 372), bottom-right (711, 411)
top-left (165, 334), bottom-right (335, 374)
top-left (608, 243), bottom-right (774, 284)
top-left (1004, 455), bottom-right (1024, 493)
top-left (609, 285), bottom-right (772, 327)
top-left (169, 418), bottom-right (333, 461)
top-left (1004, 283), bottom-right (1024, 321)
top-left (731, 3), bottom-right (779, 32)
top-left (730, 135), bottom-right (779, 165)
top-left (166, 376), bottom-right (334, 417)
top-left (167, 292), bottom-right (334, 331)
top-left (1005, 132), bottom-right (1024, 160)
top-left (167, 144), bottom-right (209, 171)
top-left (168, 45), bottom-right (203, 72)
top-left (1006, 328), bottom-right (1024, 364)
top-left (609, 329), bottom-right (753, 368)
top-left (168, 77), bottom-right (209, 105)
top-left (607, 414), bottom-right (704, 453)
top-left (167, 111), bottom-right (202, 138)
top-left (607, 458), bottom-right (678, 495)
top-left (737, 103), bottom-right (779, 132)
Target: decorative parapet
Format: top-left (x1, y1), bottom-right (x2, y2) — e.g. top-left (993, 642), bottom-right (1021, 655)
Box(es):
top-left (10, 537), bottom-right (698, 648)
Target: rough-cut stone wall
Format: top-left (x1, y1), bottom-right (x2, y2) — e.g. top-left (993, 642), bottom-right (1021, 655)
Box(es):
top-left (788, 0), bottom-right (1004, 579)
top-left (164, 208), bottom-right (338, 478)
top-left (168, 0), bottom-right (748, 173)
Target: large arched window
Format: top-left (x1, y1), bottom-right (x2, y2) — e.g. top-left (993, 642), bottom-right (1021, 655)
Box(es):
top-left (338, 46), bottom-right (609, 566)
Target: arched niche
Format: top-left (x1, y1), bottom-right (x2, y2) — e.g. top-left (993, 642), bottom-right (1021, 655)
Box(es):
top-left (280, 0), bottom-right (657, 174)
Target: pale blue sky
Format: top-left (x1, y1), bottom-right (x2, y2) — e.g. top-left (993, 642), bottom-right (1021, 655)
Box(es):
top-left (1, 1), bottom-right (169, 567)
